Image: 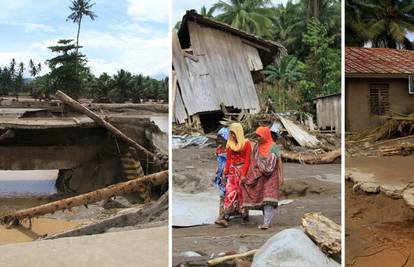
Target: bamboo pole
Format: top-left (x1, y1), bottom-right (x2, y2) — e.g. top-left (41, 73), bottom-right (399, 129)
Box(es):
top-left (207, 249), bottom-right (257, 266)
top-left (55, 90), bottom-right (155, 159)
top-left (1, 170), bottom-right (168, 225)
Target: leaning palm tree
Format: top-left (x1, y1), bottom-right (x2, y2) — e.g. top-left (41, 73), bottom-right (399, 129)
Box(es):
top-left (214, 0), bottom-right (273, 37)
top-left (67, 0), bottom-right (97, 54)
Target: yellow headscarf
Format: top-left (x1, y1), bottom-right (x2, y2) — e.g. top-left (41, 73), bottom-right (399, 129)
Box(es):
top-left (227, 123), bottom-right (247, 152)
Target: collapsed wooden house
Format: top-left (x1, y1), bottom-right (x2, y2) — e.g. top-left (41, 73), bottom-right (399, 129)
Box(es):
top-left (173, 10), bottom-right (285, 130)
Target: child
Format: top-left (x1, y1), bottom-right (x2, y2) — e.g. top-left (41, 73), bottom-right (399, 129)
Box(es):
top-left (213, 127), bottom-right (229, 223)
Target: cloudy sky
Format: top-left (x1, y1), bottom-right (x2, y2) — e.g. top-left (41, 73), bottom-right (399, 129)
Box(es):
top-left (0, 0), bottom-right (169, 78)
top-left (173, 0), bottom-right (292, 24)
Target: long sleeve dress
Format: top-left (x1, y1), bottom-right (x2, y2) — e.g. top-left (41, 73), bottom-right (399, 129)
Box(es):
top-left (223, 140), bottom-right (251, 212)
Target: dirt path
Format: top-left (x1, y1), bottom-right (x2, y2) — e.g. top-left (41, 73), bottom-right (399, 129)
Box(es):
top-left (345, 181), bottom-right (414, 267)
top-left (173, 147), bottom-right (341, 266)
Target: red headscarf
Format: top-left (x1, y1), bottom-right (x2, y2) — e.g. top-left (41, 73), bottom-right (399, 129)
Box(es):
top-left (256, 126), bottom-right (274, 157)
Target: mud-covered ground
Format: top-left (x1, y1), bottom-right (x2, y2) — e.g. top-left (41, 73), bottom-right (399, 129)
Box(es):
top-left (345, 181), bottom-right (414, 267)
top-left (172, 147), bottom-right (341, 266)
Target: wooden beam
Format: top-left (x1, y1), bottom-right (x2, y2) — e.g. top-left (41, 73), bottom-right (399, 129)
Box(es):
top-left (207, 249), bottom-right (257, 266)
top-left (1, 170), bottom-right (169, 225)
top-left (55, 90), bottom-right (156, 159)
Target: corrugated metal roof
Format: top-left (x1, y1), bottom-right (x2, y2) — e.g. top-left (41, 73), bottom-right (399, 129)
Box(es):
top-left (346, 47), bottom-right (414, 75)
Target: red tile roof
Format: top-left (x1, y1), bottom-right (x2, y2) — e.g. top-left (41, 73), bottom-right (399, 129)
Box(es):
top-left (346, 47), bottom-right (414, 75)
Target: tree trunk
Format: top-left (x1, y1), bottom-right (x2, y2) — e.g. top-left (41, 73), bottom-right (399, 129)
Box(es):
top-left (76, 19), bottom-right (81, 55)
top-left (1, 170), bottom-right (168, 225)
top-left (281, 148), bottom-right (341, 164)
top-left (301, 212), bottom-right (341, 258)
top-left (55, 90), bottom-right (156, 159)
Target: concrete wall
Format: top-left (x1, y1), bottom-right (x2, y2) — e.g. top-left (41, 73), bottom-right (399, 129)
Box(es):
top-left (346, 78), bottom-right (414, 132)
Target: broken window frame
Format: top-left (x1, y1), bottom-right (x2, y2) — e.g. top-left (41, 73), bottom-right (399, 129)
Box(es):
top-left (369, 83), bottom-right (390, 115)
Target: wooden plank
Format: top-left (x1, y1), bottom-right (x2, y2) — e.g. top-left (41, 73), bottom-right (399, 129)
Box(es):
top-left (55, 91), bottom-right (155, 159)
top-left (278, 115), bottom-right (320, 148)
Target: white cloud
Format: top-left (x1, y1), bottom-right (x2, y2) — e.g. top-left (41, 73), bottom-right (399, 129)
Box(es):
top-left (126, 0), bottom-right (169, 23)
top-left (24, 23), bottom-right (55, 33)
top-left (0, 51), bottom-right (48, 76)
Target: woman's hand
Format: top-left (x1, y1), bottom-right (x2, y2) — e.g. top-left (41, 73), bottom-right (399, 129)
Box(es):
top-left (240, 175), bottom-right (246, 183)
top-left (279, 175), bottom-right (284, 186)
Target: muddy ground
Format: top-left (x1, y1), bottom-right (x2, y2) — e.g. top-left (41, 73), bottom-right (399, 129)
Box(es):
top-left (172, 147), bottom-right (341, 266)
top-left (345, 181), bottom-right (414, 267)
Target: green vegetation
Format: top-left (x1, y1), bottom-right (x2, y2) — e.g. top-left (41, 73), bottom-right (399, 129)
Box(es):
top-left (176, 0), bottom-right (341, 112)
top-left (346, 0), bottom-right (414, 49)
top-left (0, 0), bottom-right (167, 103)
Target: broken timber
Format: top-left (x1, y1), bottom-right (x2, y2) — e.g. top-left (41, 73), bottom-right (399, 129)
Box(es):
top-left (55, 90), bottom-right (156, 159)
top-left (207, 249), bottom-right (257, 266)
top-left (0, 170), bottom-right (168, 226)
top-left (281, 148), bottom-right (341, 164)
top-left (301, 212), bottom-right (341, 258)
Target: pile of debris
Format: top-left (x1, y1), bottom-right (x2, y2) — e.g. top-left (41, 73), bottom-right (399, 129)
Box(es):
top-left (173, 112), bottom-right (341, 164)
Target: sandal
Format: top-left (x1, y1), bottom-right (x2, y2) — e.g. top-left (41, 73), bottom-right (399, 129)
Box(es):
top-left (258, 224), bottom-right (270, 230)
top-left (215, 219), bottom-right (229, 227)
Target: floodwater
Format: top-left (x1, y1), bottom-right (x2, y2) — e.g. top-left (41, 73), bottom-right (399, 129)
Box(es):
top-left (0, 170), bottom-right (58, 198)
top-left (0, 170), bottom-right (81, 245)
top-left (346, 155), bottom-right (414, 186)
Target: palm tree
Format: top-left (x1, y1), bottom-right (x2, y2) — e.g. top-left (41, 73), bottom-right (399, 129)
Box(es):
top-left (67, 0), bottom-right (97, 54)
top-left (262, 55), bottom-right (302, 111)
top-left (214, 0), bottom-right (273, 37)
top-left (28, 59), bottom-right (42, 78)
top-left (199, 5), bottom-right (216, 18)
top-left (346, 0), bottom-right (414, 49)
top-left (271, 1), bottom-right (304, 55)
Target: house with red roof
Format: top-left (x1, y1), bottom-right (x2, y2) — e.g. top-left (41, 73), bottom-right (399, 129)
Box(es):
top-left (345, 47), bottom-right (414, 131)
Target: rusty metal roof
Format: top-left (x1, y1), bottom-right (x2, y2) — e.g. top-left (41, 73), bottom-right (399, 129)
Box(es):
top-left (346, 47), bottom-right (414, 75)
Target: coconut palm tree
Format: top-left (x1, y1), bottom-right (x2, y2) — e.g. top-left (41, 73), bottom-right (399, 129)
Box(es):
top-left (199, 5), bottom-right (216, 18)
top-left (346, 0), bottom-right (414, 49)
top-left (213, 0), bottom-right (273, 37)
top-left (67, 0), bottom-right (97, 54)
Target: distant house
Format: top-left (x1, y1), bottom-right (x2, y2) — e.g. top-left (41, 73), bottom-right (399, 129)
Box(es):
top-left (173, 10), bottom-right (285, 128)
top-left (345, 47), bottom-right (414, 132)
top-left (314, 93), bottom-right (341, 134)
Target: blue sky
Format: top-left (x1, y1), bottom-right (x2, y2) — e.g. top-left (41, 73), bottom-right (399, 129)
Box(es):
top-left (0, 0), bottom-right (169, 78)
top-left (173, 0), bottom-right (292, 24)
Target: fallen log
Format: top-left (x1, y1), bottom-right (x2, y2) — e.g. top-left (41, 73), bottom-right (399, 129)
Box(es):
top-left (281, 148), bottom-right (341, 164)
top-left (301, 212), bottom-right (341, 258)
top-left (207, 249), bottom-right (257, 266)
top-left (0, 170), bottom-right (168, 226)
top-left (55, 90), bottom-right (155, 159)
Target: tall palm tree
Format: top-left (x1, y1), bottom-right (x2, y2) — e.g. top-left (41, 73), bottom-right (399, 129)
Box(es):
top-left (214, 0), bottom-right (273, 37)
top-left (67, 0), bottom-right (97, 54)
top-left (271, 1), bottom-right (304, 55)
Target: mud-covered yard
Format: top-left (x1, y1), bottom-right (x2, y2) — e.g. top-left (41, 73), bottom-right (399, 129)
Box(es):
top-left (172, 147), bottom-right (341, 266)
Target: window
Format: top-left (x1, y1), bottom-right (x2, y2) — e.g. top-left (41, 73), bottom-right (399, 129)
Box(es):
top-left (369, 84), bottom-right (389, 115)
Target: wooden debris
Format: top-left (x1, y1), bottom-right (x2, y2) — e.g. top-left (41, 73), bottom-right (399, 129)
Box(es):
top-left (1, 170), bottom-right (168, 226)
top-left (282, 148), bottom-right (341, 164)
top-left (301, 212), bottom-right (341, 257)
top-left (207, 249), bottom-right (257, 266)
top-left (278, 115), bottom-right (320, 148)
top-left (55, 90), bottom-right (156, 159)
top-left (377, 142), bottom-right (414, 156)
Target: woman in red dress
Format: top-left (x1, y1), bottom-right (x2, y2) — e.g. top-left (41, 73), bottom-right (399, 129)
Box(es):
top-left (215, 123), bottom-right (251, 227)
top-left (241, 126), bottom-right (284, 229)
